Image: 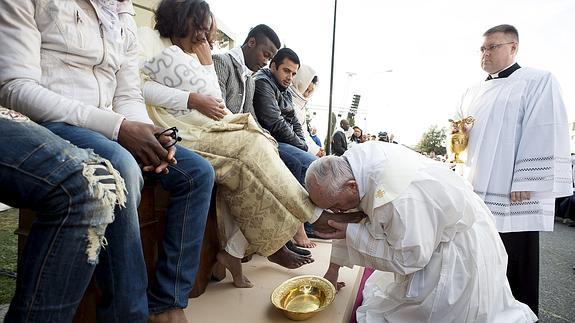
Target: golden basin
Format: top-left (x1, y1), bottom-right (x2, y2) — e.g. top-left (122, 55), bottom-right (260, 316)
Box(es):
top-left (271, 275), bottom-right (336, 321)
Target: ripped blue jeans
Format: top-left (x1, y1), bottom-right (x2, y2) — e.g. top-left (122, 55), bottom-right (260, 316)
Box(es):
top-left (42, 122), bottom-right (214, 318)
top-left (0, 111), bottom-right (124, 322)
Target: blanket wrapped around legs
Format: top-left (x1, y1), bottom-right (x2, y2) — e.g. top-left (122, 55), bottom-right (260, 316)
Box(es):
top-left (141, 45), bottom-right (316, 256)
top-left (147, 105), bottom-right (315, 256)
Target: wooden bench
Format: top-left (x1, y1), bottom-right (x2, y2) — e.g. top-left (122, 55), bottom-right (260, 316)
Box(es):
top-left (16, 179), bottom-right (222, 322)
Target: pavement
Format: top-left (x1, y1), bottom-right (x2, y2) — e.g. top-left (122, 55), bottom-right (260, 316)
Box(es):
top-left (539, 221), bottom-right (575, 322)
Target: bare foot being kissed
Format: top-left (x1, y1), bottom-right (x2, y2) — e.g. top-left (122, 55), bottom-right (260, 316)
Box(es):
top-left (293, 223), bottom-right (317, 248)
top-left (216, 250), bottom-right (253, 288)
top-left (268, 245), bottom-right (315, 269)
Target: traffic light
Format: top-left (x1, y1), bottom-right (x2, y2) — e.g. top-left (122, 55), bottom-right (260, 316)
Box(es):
top-left (349, 94), bottom-right (361, 115)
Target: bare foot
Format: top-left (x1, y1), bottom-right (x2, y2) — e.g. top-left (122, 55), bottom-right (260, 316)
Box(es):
top-left (216, 250), bottom-right (253, 288)
top-left (211, 261), bottom-right (226, 281)
top-left (313, 211), bottom-right (367, 235)
top-left (268, 245), bottom-right (315, 269)
top-left (293, 224), bottom-right (317, 248)
top-left (148, 308), bottom-right (188, 323)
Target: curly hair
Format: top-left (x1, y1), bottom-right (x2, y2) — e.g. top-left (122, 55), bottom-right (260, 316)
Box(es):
top-left (154, 0), bottom-right (217, 47)
top-left (243, 24), bottom-right (281, 49)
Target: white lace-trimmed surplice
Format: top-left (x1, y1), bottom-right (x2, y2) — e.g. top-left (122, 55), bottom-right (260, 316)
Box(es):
top-left (457, 67), bottom-right (573, 232)
top-left (331, 143), bottom-right (536, 322)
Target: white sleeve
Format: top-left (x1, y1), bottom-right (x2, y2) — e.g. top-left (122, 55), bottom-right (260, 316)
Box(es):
top-left (511, 72), bottom-right (572, 197)
top-left (141, 80), bottom-right (189, 112)
top-left (344, 198), bottom-right (439, 275)
top-left (0, 1), bottom-right (124, 139)
top-left (329, 239), bottom-right (354, 268)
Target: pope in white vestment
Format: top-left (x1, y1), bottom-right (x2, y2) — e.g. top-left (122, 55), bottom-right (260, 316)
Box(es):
top-left (305, 142), bottom-right (536, 322)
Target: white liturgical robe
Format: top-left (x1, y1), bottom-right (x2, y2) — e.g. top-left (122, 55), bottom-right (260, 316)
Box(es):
top-left (332, 142), bottom-right (536, 323)
top-left (456, 67), bottom-right (572, 232)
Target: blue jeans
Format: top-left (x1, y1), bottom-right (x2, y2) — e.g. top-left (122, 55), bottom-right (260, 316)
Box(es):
top-left (43, 123), bottom-right (214, 318)
top-left (277, 143), bottom-right (317, 236)
top-left (0, 116), bottom-right (120, 322)
top-left (277, 143), bottom-right (317, 185)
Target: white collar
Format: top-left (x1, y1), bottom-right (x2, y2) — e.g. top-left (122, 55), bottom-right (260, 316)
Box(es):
top-left (229, 47), bottom-right (251, 78)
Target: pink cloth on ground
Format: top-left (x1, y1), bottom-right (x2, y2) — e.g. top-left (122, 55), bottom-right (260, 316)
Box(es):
top-left (349, 267), bottom-right (375, 323)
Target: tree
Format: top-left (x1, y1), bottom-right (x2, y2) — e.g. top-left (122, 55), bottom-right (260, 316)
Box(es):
top-left (324, 112), bottom-right (337, 152)
top-left (415, 125), bottom-right (447, 156)
top-left (347, 112), bottom-right (356, 128)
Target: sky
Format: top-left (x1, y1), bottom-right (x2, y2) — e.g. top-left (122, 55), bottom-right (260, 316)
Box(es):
top-left (209, 0), bottom-right (575, 146)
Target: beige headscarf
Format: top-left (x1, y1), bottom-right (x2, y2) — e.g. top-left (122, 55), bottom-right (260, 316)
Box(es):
top-left (288, 64), bottom-right (316, 124)
top-left (291, 64), bottom-right (317, 95)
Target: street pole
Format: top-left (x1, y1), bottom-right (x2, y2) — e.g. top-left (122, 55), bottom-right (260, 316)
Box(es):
top-left (325, 0), bottom-right (337, 155)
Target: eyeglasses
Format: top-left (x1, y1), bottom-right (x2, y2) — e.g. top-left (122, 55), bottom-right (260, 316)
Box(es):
top-left (479, 42), bottom-right (515, 54)
top-left (155, 126), bottom-right (182, 149)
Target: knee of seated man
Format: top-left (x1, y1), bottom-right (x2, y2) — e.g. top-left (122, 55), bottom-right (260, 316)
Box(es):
top-left (66, 151), bottom-right (128, 265)
top-left (197, 157), bottom-right (215, 186)
top-left (172, 148), bottom-right (215, 189)
top-left (105, 148), bottom-right (144, 194)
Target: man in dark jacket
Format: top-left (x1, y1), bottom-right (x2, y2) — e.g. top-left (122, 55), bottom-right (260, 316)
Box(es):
top-left (331, 119), bottom-right (350, 156)
top-left (253, 48), bottom-right (317, 184)
top-left (254, 48), bottom-right (308, 151)
top-left (253, 48), bottom-right (319, 248)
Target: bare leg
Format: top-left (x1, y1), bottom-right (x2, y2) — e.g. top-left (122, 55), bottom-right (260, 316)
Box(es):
top-left (293, 223), bottom-right (317, 248)
top-left (216, 250), bottom-right (253, 288)
top-left (324, 262), bottom-right (345, 291)
top-left (148, 308), bottom-right (188, 323)
top-left (268, 245), bottom-right (315, 269)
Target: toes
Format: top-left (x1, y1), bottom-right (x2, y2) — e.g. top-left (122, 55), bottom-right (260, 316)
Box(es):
top-left (294, 240), bottom-right (317, 249)
top-left (297, 257), bottom-right (315, 266)
top-left (232, 274), bottom-right (253, 288)
top-left (234, 279), bottom-right (254, 288)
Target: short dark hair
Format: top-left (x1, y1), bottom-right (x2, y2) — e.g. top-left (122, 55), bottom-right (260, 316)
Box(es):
top-left (311, 75), bottom-right (318, 84)
top-left (243, 24), bottom-right (281, 49)
top-left (483, 24), bottom-right (519, 42)
top-left (154, 0), bottom-right (216, 45)
top-left (271, 48), bottom-right (300, 68)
